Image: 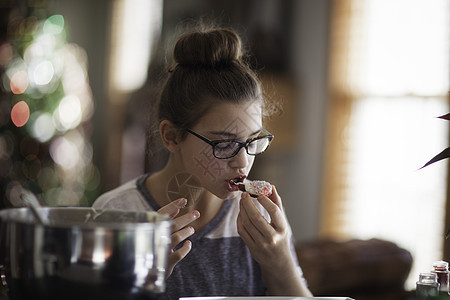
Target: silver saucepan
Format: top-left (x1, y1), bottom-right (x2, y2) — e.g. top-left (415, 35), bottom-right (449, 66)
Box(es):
top-left (0, 207), bottom-right (172, 300)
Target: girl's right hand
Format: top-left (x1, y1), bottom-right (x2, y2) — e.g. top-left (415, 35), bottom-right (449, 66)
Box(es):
top-left (157, 198), bottom-right (200, 278)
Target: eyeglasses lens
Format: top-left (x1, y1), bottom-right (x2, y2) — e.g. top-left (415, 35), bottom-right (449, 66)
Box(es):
top-left (247, 138), bottom-right (269, 154)
top-left (214, 142), bottom-right (240, 158)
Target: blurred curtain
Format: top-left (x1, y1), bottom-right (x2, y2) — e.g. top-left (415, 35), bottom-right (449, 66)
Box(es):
top-left (321, 0), bottom-right (361, 238)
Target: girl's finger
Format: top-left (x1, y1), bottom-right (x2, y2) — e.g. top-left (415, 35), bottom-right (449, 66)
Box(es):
top-left (172, 210), bottom-right (200, 232)
top-left (237, 212), bottom-right (256, 246)
top-left (267, 185), bottom-right (282, 210)
top-left (171, 226), bottom-right (195, 248)
top-left (256, 194), bottom-right (285, 231)
top-left (166, 240), bottom-right (192, 278)
top-left (239, 194), bottom-right (274, 239)
top-left (157, 198), bottom-right (187, 218)
top-left (237, 199), bottom-right (259, 243)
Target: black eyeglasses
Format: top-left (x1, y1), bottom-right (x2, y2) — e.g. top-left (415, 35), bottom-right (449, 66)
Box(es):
top-left (186, 128), bottom-right (274, 159)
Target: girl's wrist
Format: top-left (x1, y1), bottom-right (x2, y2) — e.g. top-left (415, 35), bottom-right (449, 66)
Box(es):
top-left (259, 250), bottom-right (297, 275)
top-left (260, 262), bottom-right (310, 296)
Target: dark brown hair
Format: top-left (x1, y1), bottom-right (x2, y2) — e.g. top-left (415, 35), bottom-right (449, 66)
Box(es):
top-left (157, 26), bottom-right (271, 139)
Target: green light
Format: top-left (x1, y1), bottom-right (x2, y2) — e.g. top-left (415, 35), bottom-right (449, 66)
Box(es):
top-left (43, 15), bottom-right (65, 35)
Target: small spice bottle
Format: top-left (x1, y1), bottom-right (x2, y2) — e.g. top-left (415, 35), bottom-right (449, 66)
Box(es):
top-left (432, 260), bottom-right (450, 294)
top-left (416, 272), bottom-right (440, 299)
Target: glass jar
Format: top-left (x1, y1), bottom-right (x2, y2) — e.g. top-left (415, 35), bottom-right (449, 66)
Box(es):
top-left (432, 260), bottom-right (450, 294)
top-left (416, 272), bottom-right (440, 299)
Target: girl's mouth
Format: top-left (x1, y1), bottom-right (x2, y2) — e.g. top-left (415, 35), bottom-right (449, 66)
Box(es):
top-left (227, 175), bottom-right (246, 192)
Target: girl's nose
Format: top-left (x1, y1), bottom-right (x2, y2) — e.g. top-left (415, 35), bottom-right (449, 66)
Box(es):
top-left (229, 147), bottom-right (251, 169)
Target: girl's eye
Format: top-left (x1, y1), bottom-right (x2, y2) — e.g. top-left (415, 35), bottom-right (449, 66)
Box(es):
top-left (215, 142), bottom-right (235, 152)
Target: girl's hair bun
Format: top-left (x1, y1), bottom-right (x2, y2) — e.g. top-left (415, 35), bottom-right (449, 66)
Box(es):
top-left (173, 28), bottom-right (242, 67)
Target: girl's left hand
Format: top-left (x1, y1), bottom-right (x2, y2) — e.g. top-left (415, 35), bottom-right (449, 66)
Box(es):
top-left (236, 186), bottom-right (292, 268)
top-left (237, 186), bottom-right (313, 296)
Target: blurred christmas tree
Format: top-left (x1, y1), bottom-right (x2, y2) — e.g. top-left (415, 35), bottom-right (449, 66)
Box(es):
top-left (0, 1), bottom-right (100, 208)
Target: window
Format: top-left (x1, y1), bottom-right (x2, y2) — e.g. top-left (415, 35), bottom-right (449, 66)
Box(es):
top-left (109, 0), bottom-right (163, 94)
top-left (322, 0), bottom-right (449, 289)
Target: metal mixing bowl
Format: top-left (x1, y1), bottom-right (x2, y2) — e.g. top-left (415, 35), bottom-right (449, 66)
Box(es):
top-left (0, 207), bottom-right (172, 300)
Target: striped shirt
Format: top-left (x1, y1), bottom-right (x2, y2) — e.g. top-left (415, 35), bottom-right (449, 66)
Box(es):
top-left (93, 173), bottom-right (304, 299)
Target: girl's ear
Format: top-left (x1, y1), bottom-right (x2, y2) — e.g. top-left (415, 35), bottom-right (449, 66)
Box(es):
top-left (159, 120), bottom-right (182, 153)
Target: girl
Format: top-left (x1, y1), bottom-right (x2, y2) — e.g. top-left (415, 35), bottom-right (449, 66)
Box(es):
top-left (93, 26), bottom-right (312, 299)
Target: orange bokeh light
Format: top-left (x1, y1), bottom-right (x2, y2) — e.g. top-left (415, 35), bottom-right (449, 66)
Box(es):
top-left (11, 101), bottom-right (30, 127)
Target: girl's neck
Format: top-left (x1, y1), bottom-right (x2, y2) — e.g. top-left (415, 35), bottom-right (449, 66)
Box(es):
top-left (145, 156), bottom-right (225, 231)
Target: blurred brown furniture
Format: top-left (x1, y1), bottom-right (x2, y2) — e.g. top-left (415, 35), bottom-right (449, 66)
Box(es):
top-left (296, 238), bottom-right (413, 300)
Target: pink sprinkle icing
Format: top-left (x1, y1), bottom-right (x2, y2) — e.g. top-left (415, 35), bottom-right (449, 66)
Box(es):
top-left (248, 180), bottom-right (272, 196)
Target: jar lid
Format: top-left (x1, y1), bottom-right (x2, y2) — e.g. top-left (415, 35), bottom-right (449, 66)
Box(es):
top-left (433, 260), bottom-right (449, 268)
top-left (419, 272), bottom-right (438, 283)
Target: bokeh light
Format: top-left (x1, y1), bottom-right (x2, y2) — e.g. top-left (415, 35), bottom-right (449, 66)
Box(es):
top-left (10, 101), bottom-right (30, 127)
top-left (10, 70), bottom-right (28, 94)
top-left (50, 136), bottom-right (79, 170)
top-left (56, 95), bottom-right (82, 130)
top-left (43, 15), bottom-right (65, 35)
top-left (1, 11), bottom-right (100, 208)
top-left (30, 60), bottom-right (54, 85)
top-left (0, 43), bottom-right (13, 66)
top-left (0, 133), bottom-right (14, 160)
top-left (30, 112), bottom-right (55, 142)
top-left (5, 181), bottom-right (24, 208)
top-left (24, 34), bottom-right (58, 63)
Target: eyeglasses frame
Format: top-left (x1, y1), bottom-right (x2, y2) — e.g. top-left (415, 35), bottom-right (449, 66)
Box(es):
top-left (186, 128), bottom-right (274, 159)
